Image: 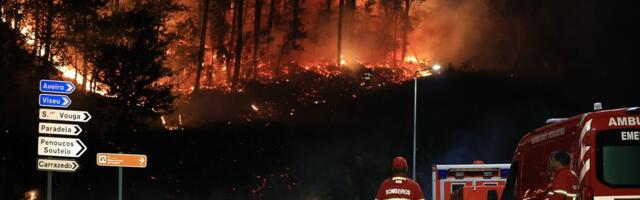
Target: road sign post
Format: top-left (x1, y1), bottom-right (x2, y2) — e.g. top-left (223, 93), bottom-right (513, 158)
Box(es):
top-left (119, 165), bottom-right (123, 200)
top-left (38, 79), bottom-right (87, 200)
top-left (97, 153), bottom-right (147, 200)
top-left (47, 171), bottom-right (52, 200)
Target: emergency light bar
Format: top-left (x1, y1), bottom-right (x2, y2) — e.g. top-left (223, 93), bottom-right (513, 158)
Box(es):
top-left (500, 168), bottom-right (510, 178)
top-left (448, 168), bottom-right (500, 172)
top-left (438, 170), bottom-right (448, 179)
top-left (435, 164), bottom-right (511, 170)
top-left (455, 172), bottom-right (465, 179)
top-left (594, 102), bottom-right (603, 111)
top-left (546, 118), bottom-right (567, 124)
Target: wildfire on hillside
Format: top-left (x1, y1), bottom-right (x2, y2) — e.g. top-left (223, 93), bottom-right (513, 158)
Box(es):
top-left (7, 0), bottom-right (455, 130)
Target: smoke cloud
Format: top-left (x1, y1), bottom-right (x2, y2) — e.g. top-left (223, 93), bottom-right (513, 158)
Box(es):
top-left (409, 0), bottom-right (496, 66)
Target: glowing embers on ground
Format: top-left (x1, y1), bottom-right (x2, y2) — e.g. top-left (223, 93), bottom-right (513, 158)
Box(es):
top-left (404, 55), bottom-right (419, 64)
top-left (243, 102), bottom-right (277, 122)
top-left (54, 63), bottom-right (111, 97)
top-left (161, 114), bottom-right (184, 131)
top-left (248, 169), bottom-right (297, 200)
top-left (24, 189), bottom-right (39, 200)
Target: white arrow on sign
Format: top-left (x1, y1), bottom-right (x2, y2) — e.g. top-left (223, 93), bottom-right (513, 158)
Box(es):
top-left (39, 108), bottom-right (91, 123)
top-left (38, 136), bottom-right (87, 158)
top-left (65, 83), bottom-right (74, 93)
top-left (37, 158), bottom-right (79, 172)
top-left (38, 122), bottom-right (82, 136)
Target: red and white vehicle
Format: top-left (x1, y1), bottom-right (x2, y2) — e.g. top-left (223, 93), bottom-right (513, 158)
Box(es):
top-left (502, 105), bottom-right (640, 200)
top-left (432, 161), bottom-right (511, 200)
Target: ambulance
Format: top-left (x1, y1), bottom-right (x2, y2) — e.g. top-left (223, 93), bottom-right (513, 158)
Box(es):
top-left (432, 161), bottom-right (511, 200)
top-left (501, 104), bottom-right (640, 200)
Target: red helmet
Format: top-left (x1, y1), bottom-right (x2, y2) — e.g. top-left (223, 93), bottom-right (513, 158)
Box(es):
top-left (393, 156), bottom-right (408, 169)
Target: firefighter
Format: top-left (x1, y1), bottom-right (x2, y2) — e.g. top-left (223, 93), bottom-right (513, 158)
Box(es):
top-left (375, 156), bottom-right (425, 200)
top-left (546, 151), bottom-right (579, 200)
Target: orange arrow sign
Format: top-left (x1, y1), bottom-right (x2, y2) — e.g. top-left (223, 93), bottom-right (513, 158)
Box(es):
top-left (96, 153), bottom-right (147, 168)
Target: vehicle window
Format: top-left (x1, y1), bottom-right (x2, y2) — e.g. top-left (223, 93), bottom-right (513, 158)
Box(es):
top-left (451, 183), bottom-right (465, 193)
top-left (597, 129), bottom-right (640, 187)
top-left (484, 182), bottom-right (498, 186)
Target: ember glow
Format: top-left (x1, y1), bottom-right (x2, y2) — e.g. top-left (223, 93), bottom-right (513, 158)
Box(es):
top-left (404, 56), bottom-right (419, 64)
top-left (11, 15), bottom-right (111, 96)
top-left (7, 0), bottom-right (478, 127)
top-left (24, 189), bottom-right (39, 200)
top-left (7, 0), bottom-right (481, 96)
top-left (161, 0), bottom-right (473, 93)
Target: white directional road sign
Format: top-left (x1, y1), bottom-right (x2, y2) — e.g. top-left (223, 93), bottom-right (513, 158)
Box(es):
top-left (38, 136), bottom-right (87, 158)
top-left (39, 108), bottom-right (91, 123)
top-left (37, 158), bottom-right (79, 172)
top-left (38, 122), bottom-right (82, 136)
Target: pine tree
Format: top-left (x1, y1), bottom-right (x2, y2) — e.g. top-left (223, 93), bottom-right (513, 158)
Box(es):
top-left (193, 0), bottom-right (210, 94)
top-left (92, 0), bottom-right (180, 121)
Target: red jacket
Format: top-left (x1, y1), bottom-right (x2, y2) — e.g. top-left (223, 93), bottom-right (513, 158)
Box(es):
top-left (375, 176), bottom-right (425, 200)
top-left (546, 167), bottom-right (578, 200)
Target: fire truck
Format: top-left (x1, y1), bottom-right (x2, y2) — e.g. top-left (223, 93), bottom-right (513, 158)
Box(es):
top-left (501, 104), bottom-right (640, 200)
top-left (432, 161), bottom-right (511, 200)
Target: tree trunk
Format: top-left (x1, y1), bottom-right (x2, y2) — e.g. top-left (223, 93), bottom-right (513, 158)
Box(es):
top-left (392, 0), bottom-right (398, 67)
top-left (213, 1), bottom-right (229, 85)
top-left (401, 0), bottom-right (410, 61)
top-left (266, 0), bottom-right (276, 72)
top-left (82, 55), bottom-right (88, 92)
top-left (193, 0), bottom-right (210, 94)
top-left (73, 52), bottom-right (78, 83)
top-left (207, 3), bottom-right (218, 88)
top-left (226, 0), bottom-right (237, 82)
top-left (337, 0), bottom-right (343, 66)
top-left (12, 0), bottom-right (18, 29)
top-left (32, 0), bottom-right (40, 56)
top-left (231, 0), bottom-right (244, 86)
top-left (251, 0), bottom-right (263, 80)
top-left (347, 0), bottom-right (355, 33)
top-left (43, 0), bottom-right (53, 66)
top-left (267, 0), bottom-right (276, 34)
top-left (275, 40), bottom-right (285, 77)
top-left (90, 66), bottom-right (97, 93)
top-left (207, 15), bottom-right (214, 88)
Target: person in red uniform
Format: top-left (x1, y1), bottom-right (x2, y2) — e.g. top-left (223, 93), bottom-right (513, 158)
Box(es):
top-left (375, 156), bottom-right (425, 200)
top-left (546, 151), bottom-right (579, 200)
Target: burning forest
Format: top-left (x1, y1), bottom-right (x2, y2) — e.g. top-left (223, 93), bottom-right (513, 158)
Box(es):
top-left (0, 0), bottom-right (525, 128)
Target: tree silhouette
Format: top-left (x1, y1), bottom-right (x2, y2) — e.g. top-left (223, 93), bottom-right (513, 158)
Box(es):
top-left (91, 1), bottom-right (180, 123)
top-left (193, 0), bottom-right (210, 94)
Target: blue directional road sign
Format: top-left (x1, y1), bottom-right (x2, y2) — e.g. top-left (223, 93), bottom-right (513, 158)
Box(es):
top-left (40, 80), bottom-right (76, 94)
top-left (39, 94), bottom-right (72, 108)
